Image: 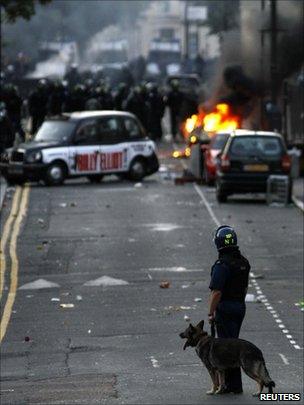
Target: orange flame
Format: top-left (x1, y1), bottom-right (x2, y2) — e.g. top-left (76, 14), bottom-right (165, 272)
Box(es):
top-left (203, 103), bottom-right (239, 133)
top-left (182, 103), bottom-right (240, 139)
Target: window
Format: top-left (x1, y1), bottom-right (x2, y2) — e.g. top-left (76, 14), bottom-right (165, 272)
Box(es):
top-left (123, 117), bottom-right (143, 140)
top-left (97, 117), bottom-right (124, 144)
top-left (74, 120), bottom-right (98, 145)
top-left (35, 121), bottom-right (76, 143)
top-left (211, 134), bottom-right (229, 150)
top-left (230, 136), bottom-right (283, 157)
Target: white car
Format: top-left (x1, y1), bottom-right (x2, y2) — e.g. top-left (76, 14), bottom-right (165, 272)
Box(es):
top-left (0, 111), bottom-right (159, 185)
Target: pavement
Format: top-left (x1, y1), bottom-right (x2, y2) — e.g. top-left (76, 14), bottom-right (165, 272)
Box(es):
top-left (0, 142), bottom-right (303, 404)
top-left (292, 177), bottom-right (304, 211)
top-left (0, 176), bottom-right (8, 210)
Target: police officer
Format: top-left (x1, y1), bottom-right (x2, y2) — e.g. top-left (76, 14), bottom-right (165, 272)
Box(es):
top-left (208, 225), bottom-right (250, 394)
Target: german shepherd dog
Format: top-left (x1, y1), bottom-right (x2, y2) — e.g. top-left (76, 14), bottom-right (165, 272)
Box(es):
top-left (179, 320), bottom-right (275, 396)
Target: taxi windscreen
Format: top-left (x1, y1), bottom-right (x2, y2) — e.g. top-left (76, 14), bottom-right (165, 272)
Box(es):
top-left (35, 121), bottom-right (76, 142)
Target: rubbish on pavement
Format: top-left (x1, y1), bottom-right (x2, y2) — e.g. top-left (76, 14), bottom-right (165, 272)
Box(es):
top-left (61, 292), bottom-right (71, 296)
top-left (134, 182), bottom-right (142, 188)
top-left (160, 281), bottom-right (170, 289)
top-left (24, 336), bottom-right (30, 342)
top-left (51, 297), bottom-right (60, 302)
top-left (59, 203), bottom-right (67, 208)
top-left (181, 284), bottom-right (190, 289)
top-left (88, 329), bottom-right (91, 334)
top-left (36, 245), bottom-right (43, 250)
top-left (70, 202), bottom-right (77, 207)
top-left (60, 303), bottom-right (75, 308)
top-left (76, 295), bottom-right (83, 301)
top-left (26, 295), bottom-right (33, 298)
top-left (194, 297), bottom-right (202, 302)
top-left (184, 315), bottom-right (190, 321)
top-left (37, 218), bottom-right (44, 224)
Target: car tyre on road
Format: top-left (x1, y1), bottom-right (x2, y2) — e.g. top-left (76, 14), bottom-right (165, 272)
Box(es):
top-left (128, 158), bottom-right (146, 181)
top-left (45, 162), bottom-right (67, 186)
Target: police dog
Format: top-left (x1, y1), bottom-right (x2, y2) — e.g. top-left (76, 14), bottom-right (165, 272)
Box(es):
top-left (179, 320), bottom-right (275, 396)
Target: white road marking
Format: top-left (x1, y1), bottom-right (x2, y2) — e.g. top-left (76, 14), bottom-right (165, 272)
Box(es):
top-left (278, 353), bottom-right (289, 365)
top-left (193, 184), bottom-right (220, 227)
top-left (145, 267), bottom-right (201, 272)
top-left (150, 356), bottom-right (160, 368)
top-left (19, 279), bottom-right (60, 290)
top-left (83, 276), bottom-right (129, 287)
top-left (193, 184), bottom-right (303, 351)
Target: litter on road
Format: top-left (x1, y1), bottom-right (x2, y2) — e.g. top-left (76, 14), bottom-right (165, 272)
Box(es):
top-left (159, 281), bottom-right (170, 289)
top-left (60, 303), bottom-right (75, 309)
top-left (51, 297), bottom-right (60, 302)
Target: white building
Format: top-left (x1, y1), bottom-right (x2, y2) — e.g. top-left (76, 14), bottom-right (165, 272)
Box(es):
top-left (132, 0), bottom-right (220, 60)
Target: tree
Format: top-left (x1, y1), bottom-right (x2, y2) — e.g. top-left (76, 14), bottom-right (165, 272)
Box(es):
top-left (0, 0), bottom-right (51, 23)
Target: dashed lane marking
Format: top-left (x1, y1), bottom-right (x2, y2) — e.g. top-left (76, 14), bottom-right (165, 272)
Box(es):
top-left (0, 185), bottom-right (30, 343)
top-left (0, 187), bottom-right (22, 298)
top-left (278, 353), bottom-right (289, 365)
top-left (192, 184), bottom-right (303, 351)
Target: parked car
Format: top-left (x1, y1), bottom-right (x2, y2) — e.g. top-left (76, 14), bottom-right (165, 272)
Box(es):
top-left (0, 111), bottom-right (159, 186)
top-left (203, 131), bottom-right (230, 185)
top-left (215, 130), bottom-right (292, 202)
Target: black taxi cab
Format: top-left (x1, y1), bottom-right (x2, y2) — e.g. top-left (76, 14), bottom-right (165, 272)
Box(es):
top-left (0, 111), bottom-right (159, 185)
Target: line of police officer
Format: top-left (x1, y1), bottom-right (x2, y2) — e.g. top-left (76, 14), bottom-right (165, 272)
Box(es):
top-left (0, 74), bottom-right (187, 154)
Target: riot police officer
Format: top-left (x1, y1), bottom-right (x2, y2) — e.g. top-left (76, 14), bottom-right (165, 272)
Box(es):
top-left (208, 225), bottom-right (250, 394)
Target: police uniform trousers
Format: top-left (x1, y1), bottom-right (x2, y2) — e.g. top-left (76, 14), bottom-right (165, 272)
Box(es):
top-left (215, 300), bottom-right (246, 391)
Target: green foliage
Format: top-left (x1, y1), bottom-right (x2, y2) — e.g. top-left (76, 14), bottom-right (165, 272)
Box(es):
top-left (0, 0), bottom-right (51, 23)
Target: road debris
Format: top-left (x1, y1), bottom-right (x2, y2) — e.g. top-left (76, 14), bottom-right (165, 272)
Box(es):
top-left (70, 202), bottom-right (77, 207)
top-left (60, 303), bottom-right (75, 309)
top-left (76, 295), bottom-right (83, 301)
top-left (24, 336), bottom-right (30, 342)
top-left (134, 182), bottom-right (142, 188)
top-left (194, 297), bottom-right (202, 302)
top-left (184, 315), bottom-right (190, 321)
top-left (51, 297), bottom-right (60, 302)
top-left (37, 218), bottom-right (44, 224)
top-left (59, 203), bottom-right (67, 208)
top-left (160, 281), bottom-right (170, 289)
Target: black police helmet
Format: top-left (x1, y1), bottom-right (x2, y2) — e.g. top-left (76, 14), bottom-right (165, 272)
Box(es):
top-left (213, 225), bottom-right (237, 250)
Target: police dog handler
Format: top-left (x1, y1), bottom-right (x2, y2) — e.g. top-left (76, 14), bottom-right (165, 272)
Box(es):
top-left (208, 225), bottom-right (250, 394)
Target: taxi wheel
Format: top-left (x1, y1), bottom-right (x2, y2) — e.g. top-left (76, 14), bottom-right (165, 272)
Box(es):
top-left (129, 159), bottom-right (146, 181)
top-left (45, 162), bottom-right (66, 186)
top-left (87, 174), bottom-right (104, 183)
